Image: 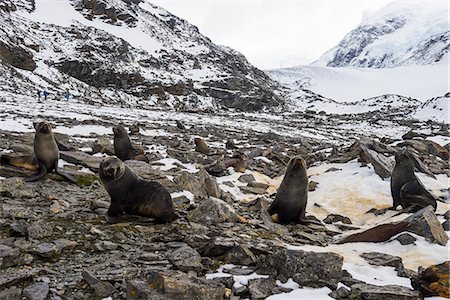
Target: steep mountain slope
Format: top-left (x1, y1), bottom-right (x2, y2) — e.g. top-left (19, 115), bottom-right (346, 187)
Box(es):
top-left (0, 0), bottom-right (283, 111)
top-left (314, 1), bottom-right (448, 68)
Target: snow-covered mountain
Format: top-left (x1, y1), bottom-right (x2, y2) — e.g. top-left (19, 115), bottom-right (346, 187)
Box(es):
top-left (0, 0), bottom-right (283, 111)
top-left (314, 1), bottom-right (448, 68)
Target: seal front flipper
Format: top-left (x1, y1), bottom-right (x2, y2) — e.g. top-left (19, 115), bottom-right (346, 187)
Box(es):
top-left (24, 161), bottom-right (47, 182)
top-left (1, 154), bottom-right (39, 171)
top-left (401, 181), bottom-right (437, 211)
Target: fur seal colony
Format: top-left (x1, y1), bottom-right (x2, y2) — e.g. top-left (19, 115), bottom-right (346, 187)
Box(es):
top-left (0, 121), bottom-right (442, 229)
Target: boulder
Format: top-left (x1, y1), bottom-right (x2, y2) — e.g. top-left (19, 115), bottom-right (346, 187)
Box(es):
top-left (339, 206), bottom-right (448, 245)
top-left (349, 283), bottom-right (421, 299)
top-left (127, 270), bottom-right (225, 300)
top-left (0, 41), bottom-right (36, 71)
top-left (187, 197), bottom-right (240, 224)
top-left (411, 261), bottom-right (449, 297)
top-left (82, 271), bottom-right (118, 298)
top-left (23, 282), bottom-right (49, 300)
top-left (169, 246), bottom-right (203, 273)
top-left (261, 249), bottom-right (343, 289)
top-left (248, 278), bottom-right (277, 300)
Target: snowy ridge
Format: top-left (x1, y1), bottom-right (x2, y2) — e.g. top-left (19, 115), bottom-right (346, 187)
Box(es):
top-left (0, 0), bottom-right (283, 111)
top-left (314, 1), bottom-right (449, 68)
top-left (288, 89), bottom-right (420, 115)
top-left (413, 93), bottom-right (450, 124)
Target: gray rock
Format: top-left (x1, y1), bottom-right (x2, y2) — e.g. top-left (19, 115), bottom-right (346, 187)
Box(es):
top-left (204, 176), bottom-right (222, 199)
top-left (248, 278), bottom-right (276, 300)
top-left (262, 249), bottom-right (343, 289)
top-left (323, 214), bottom-right (352, 225)
top-left (240, 186), bottom-right (267, 195)
top-left (0, 286), bottom-right (22, 300)
top-left (129, 270), bottom-right (225, 300)
top-left (0, 268), bottom-right (40, 290)
top-left (404, 206), bottom-right (449, 245)
top-left (23, 282), bottom-right (49, 300)
top-left (53, 239), bottom-right (78, 253)
top-left (247, 182), bottom-right (269, 190)
top-left (395, 233), bottom-right (417, 245)
top-left (360, 252), bottom-right (403, 270)
top-left (349, 283), bottom-right (421, 299)
top-left (329, 286), bottom-right (350, 299)
top-left (0, 177), bottom-right (38, 199)
top-left (92, 136), bottom-right (114, 155)
top-left (127, 280), bottom-right (164, 300)
top-left (225, 267), bottom-right (254, 276)
top-left (308, 180), bottom-right (319, 191)
top-left (187, 197), bottom-right (240, 224)
top-left (444, 210), bottom-right (450, 220)
top-left (442, 220), bottom-right (449, 231)
top-left (174, 169), bottom-right (217, 199)
top-left (238, 174), bottom-right (255, 183)
top-left (82, 271), bottom-right (118, 298)
top-left (169, 246), bottom-right (203, 272)
top-left (233, 285), bottom-right (249, 297)
top-left (224, 245), bottom-right (257, 265)
top-left (60, 151), bottom-right (103, 172)
top-left (95, 241), bottom-right (118, 251)
top-left (0, 245), bottom-right (20, 270)
top-left (31, 243), bottom-right (58, 258)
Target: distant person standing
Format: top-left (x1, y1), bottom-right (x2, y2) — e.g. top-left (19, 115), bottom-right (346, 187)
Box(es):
top-left (64, 91), bottom-right (70, 101)
top-left (37, 90), bottom-right (41, 101)
top-left (43, 89), bottom-right (48, 101)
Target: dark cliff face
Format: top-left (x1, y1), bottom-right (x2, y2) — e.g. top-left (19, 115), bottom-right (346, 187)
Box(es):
top-left (0, 0), bottom-right (284, 111)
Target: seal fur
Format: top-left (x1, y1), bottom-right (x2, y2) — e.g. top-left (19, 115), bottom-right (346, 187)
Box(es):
top-left (99, 156), bottom-right (176, 223)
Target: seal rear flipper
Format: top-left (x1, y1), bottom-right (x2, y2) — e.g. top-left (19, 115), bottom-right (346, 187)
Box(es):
top-left (1, 154), bottom-right (39, 171)
top-left (298, 210), bottom-right (323, 226)
top-left (24, 161), bottom-right (47, 182)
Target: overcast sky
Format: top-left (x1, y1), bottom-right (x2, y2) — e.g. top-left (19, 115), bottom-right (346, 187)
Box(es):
top-left (152, 0), bottom-right (393, 69)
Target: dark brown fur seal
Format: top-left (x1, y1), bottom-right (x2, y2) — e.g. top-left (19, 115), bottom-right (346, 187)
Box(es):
top-left (267, 156), bottom-right (319, 224)
top-left (112, 125), bottom-right (147, 162)
top-left (0, 122), bottom-right (75, 182)
top-left (391, 149), bottom-right (437, 212)
top-left (194, 137), bottom-right (209, 154)
top-left (99, 156), bottom-right (176, 223)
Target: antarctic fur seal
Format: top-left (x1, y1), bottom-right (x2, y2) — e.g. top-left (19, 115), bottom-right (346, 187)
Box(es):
top-left (112, 125), bottom-right (147, 162)
top-left (267, 156), bottom-right (319, 224)
top-left (99, 156), bottom-right (176, 223)
top-left (194, 137), bottom-right (209, 154)
top-left (0, 121), bottom-right (75, 182)
top-left (390, 149), bottom-right (437, 212)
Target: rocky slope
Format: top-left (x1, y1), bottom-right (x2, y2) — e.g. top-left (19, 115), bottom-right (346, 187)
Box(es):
top-left (0, 0), bottom-right (283, 111)
top-left (314, 1), bottom-right (448, 68)
top-left (0, 93), bottom-right (449, 299)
